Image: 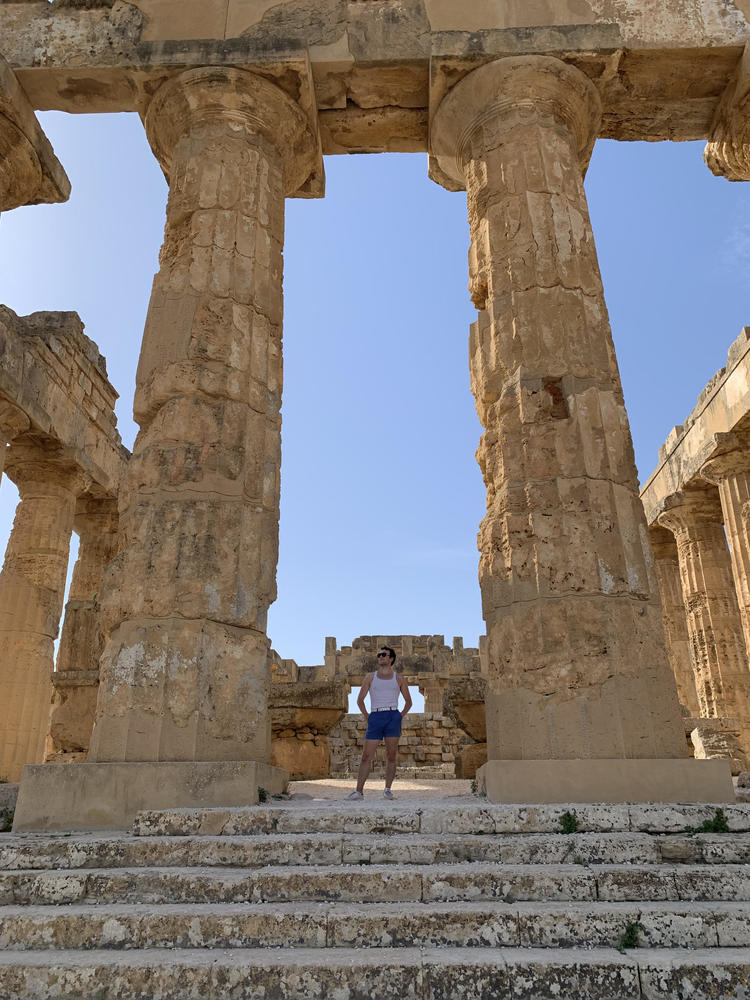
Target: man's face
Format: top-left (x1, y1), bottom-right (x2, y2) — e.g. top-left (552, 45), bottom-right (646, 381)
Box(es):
top-left (377, 650), bottom-right (392, 669)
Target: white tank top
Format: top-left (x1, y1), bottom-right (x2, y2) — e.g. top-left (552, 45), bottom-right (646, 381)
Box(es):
top-left (369, 672), bottom-right (400, 710)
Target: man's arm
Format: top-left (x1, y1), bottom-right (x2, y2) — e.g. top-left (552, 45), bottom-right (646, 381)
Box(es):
top-left (398, 674), bottom-right (412, 718)
top-left (357, 673), bottom-right (373, 720)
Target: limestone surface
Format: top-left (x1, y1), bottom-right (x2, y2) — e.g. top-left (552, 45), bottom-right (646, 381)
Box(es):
top-left (431, 55), bottom-right (687, 768)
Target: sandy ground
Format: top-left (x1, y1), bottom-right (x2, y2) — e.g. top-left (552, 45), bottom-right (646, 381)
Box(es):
top-left (286, 777), bottom-right (475, 806)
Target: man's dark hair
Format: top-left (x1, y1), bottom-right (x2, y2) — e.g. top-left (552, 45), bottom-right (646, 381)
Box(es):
top-left (380, 645), bottom-right (396, 665)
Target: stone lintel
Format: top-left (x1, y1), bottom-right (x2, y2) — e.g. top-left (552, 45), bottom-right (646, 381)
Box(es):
top-left (0, 53), bottom-right (69, 209)
top-left (477, 758), bottom-right (735, 804)
top-left (0, 3), bottom-right (748, 150)
top-left (641, 326), bottom-right (750, 524)
top-left (13, 760), bottom-right (288, 831)
top-left (0, 306), bottom-right (127, 495)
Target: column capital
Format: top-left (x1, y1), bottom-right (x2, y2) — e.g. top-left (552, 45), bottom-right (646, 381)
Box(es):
top-left (658, 486), bottom-right (724, 535)
top-left (73, 493), bottom-right (118, 537)
top-left (704, 44), bottom-right (750, 181)
top-left (0, 54), bottom-right (69, 211)
top-left (648, 523), bottom-right (679, 562)
top-left (0, 398), bottom-right (29, 440)
top-left (144, 66), bottom-right (319, 197)
top-left (701, 431), bottom-right (750, 484)
top-left (430, 55), bottom-right (601, 191)
top-left (5, 439), bottom-right (90, 497)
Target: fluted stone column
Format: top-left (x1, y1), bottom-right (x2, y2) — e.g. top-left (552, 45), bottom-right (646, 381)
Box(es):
top-left (46, 496), bottom-right (118, 760)
top-left (658, 487), bottom-right (750, 738)
top-left (701, 433), bottom-right (750, 658)
top-left (429, 56), bottom-right (717, 803)
top-left (649, 524), bottom-right (700, 717)
top-left (0, 399), bottom-right (29, 483)
top-left (0, 442), bottom-right (85, 780)
top-left (88, 68), bottom-right (318, 768)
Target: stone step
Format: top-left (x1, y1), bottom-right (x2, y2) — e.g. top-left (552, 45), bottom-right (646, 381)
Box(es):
top-left (132, 801), bottom-right (750, 837)
top-left (0, 900), bottom-right (748, 951)
top-left (8, 829), bottom-right (747, 870)
top-left (1, 863), bottom-right (747, 906)
top-left (0, 946), bottom-right (747, 999)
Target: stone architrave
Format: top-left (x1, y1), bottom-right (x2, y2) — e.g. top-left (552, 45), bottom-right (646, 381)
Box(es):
top-left (46, 495), bottom-right (118, 760)
top-left (0, 399), bottom-right (29, 483)
top-left (430, 56), bottom-right (717, 803)
top-left (87, 67), bottom-right (319, 768)
top-left (701, 432), bottom-right (750, 659)
top-left (649, 524), bottom-right (700, 717)
top-left (0, 441), bottom-right (86, 781)
top-left (658, 487), bottom-right (750, 742)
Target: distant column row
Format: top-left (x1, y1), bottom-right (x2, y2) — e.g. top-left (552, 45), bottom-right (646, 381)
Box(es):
top-left (651, 431), bottom-right (750, 753)
top-left (0, 436), bottom-right (117, 781)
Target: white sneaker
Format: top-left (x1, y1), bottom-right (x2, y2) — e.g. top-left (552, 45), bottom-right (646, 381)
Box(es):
top-left (346, 790), bottom-right (363, 800)
top-left (383, 788), bottom-right (394, 800)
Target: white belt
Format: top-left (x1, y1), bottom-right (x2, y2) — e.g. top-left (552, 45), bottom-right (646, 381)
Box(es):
top-left (371, 706), bottom-right (398, 713)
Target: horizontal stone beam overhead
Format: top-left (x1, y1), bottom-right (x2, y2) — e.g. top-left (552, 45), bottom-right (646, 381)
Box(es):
top-left (0, 0), bottom-right (749, 153)
top-left (0, 306), bottom-right (129, 495)
top-left (641, 328), bottom-right (750, 524)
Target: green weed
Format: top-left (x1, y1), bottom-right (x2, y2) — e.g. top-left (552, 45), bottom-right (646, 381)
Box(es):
top-left (685, 807), bottom-right (730, 834)
top-left (559, 810), bottom-right (579, 834)
top-left (617, 920), bottom-right (644, 952)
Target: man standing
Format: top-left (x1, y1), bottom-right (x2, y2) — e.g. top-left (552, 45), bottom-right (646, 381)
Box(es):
top-left (347, 645), bottom-right (412, 800)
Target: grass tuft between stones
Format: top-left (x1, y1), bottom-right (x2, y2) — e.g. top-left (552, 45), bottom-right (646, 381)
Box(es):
top-left (257, 787), bottom-right (268, 804)
top-left (0, 808), bottom-right (13, 833)
top-left (617, 920), bottom-right (644, 952)
top-left (684, 807), bottom-right (731, 834)
top-left (559, 810), bottom-right (579, 834)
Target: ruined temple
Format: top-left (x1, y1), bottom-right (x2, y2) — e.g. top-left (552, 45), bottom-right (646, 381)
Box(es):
top-left (1, 2), bottom-right (750, 994)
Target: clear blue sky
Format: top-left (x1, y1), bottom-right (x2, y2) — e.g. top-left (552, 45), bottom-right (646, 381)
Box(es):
top-left (1, 112), bottom-right (749, 669)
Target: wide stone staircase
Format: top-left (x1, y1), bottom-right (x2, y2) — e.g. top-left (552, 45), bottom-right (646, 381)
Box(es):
top-left (1, 797), bottom-right (750, 997)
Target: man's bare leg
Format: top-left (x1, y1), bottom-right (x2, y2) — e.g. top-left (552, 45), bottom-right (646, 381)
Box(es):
top-left (384, 737), bottom-right (399, 790)
top-left (356, 739), bottom-right (379, 793)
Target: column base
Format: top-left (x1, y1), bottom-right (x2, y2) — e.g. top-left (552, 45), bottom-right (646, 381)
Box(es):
top-left (477, 758), bottom-right (734, 804)
top-left (13, 760), bottom-right (288, 832)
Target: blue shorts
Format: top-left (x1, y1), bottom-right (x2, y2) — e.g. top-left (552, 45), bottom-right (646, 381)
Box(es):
top-left (365, 709), bottom-right (402, 741)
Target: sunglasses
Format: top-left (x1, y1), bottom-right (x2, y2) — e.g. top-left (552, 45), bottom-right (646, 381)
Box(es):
top-left (377, 652), bottom-right (390, 658)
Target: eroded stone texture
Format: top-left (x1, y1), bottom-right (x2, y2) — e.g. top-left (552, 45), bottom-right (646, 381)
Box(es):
top-left (0, 307), bottom-right (125, 492)
top-left (46, 495), bottom-right (118, 761)
top-left (701, 431), bottom-right (750, 659)
top-left (89, 67), bottom-right (318, 765)
top-left (0, 399), bottom-right (29, 484)
top-left (329, 712), bottom-right (471, 778)
top-left (270, 680), bottom-right (348, 779)
top-left (0, 53), bottom-right (69, 211)
top-left (658, 487), bottom-right (750, 743)
top-left (431, 55), bottom-right (686, 763)
top-left (0, 440), bottom-right (87, 781)
top-left (705, 42), bottom-right (750, 180)
top-left (691, 723), bottom-right (749, 774)
top-left (649, 524), bottom-right (700, 716)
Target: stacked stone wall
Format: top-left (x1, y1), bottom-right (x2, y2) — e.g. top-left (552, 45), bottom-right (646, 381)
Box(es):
top-left (0, 307), bottom-right (126, 489)
top-left (329, 712), bottom-right (474, 778)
